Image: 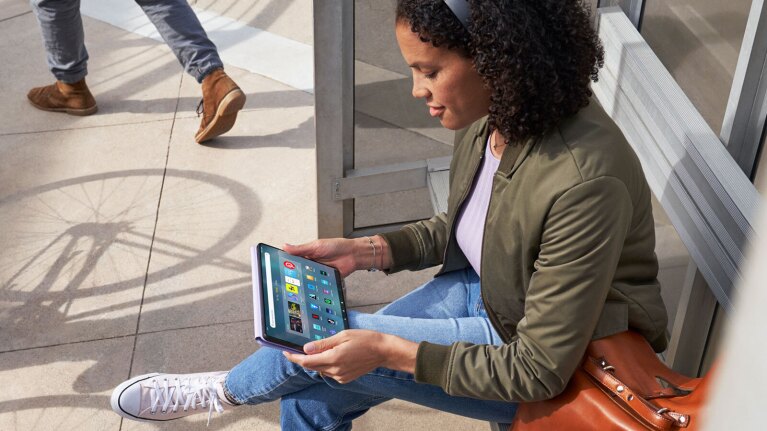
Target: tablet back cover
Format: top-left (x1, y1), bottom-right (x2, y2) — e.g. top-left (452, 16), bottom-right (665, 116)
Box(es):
top-left (250, 246), bottom-right (265, 341)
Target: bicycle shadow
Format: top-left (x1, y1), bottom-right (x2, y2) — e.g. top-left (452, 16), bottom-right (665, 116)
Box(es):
top-left (0, 168), bottom-right (282, 428)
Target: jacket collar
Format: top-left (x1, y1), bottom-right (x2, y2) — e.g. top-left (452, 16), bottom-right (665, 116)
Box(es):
top-left (471, 117), bottom-right (537, 178)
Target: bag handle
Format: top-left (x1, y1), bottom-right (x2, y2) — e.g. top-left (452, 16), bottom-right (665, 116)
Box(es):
top-left (582, 358), bottom-right (691, 430)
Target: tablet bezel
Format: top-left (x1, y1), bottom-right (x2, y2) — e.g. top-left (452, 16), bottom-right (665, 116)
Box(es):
top-left (251, 243), bottom-right (349, 354)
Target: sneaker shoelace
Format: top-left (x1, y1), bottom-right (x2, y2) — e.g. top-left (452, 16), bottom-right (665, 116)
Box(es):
top-left (196, 99), bottom-right (204, 117)
top-left (149, 375), bottom-right (224, 426)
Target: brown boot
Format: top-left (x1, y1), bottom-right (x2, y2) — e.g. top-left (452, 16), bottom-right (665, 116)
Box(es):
top-left (27, 79), bottom-right (98, 116)
top-left (195, 68), bottom-right (246, 143)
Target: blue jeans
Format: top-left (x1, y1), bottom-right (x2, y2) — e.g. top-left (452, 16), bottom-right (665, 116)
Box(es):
top-left (30, 0), bottom-right (223, 83)
top-left (225, 268), bottom-right (518, 431)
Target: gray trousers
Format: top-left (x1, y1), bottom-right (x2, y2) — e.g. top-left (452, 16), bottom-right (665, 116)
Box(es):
top-left (30, 0), bottom-right (224, 83)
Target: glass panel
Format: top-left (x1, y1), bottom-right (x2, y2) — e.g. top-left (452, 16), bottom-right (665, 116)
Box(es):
top-left (641, 0), bottom-right (752, 133)
top-left (700, 304), bottom-right (728, 374)
top-left (651, 195), bottom-right (692, 333)
top-left (601, 0), bottom-right (634, 13)
top-left (354, 0), bottom-right (453, 228)
top-left (754, 126), bottom-right (767, 194)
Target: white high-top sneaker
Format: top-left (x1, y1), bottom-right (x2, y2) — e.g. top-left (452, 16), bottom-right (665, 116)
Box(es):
top-left (110, 371), bottom-right (234, 425)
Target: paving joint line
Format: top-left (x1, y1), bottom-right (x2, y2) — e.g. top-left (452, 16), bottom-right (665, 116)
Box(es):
top-left (0, 10), bottom-right (32, 23)
top-left (120, 75), bottom-right (184, 431)
top-left (0, 117), bottom-right (175, 137)
top-left (0, 333), bottom-right (135, 355)
top-left (0, 318), bottom-right (254, 355)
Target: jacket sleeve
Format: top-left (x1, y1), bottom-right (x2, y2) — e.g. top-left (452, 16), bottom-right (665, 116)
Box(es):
top-left (378, 212), bottom-right (449, 273)
top-left (413, 176), bottom-right (634, 401)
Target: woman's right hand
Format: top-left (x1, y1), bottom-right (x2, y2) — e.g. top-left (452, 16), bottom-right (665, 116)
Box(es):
top-left (284, 238), bottom-right (364, 278)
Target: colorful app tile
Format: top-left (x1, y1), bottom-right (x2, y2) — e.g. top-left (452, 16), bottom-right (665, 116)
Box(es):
top-left (327, 318), bottom-right (336, 325)
top-left (285, 283), bottom-right (299, 294)
top-left (284, 269), bottom-right (298, 278)
top-left (322, 288), bottom-right (331, 296)
top-left (305, 265), bottom-right (315, 272)
top-left (320, 279), bottom-right (330, 286)
top-left (314, 335), bottom-right (323, 340)
top-left (288, 301), bottom-right (301, 318)
top-left (320, 270), bottom-right (328, 276)
top-left (306, 274), bottom-right (315, 281)
top-left (287, 292), bottom-right (299, 301)
top-left (285, 275), bottom-right (301, 286)
top-left (329, 330), bottom-right (337, 335)
top-left (312, 313), bottom-right (320, 320)
top-left (307, 283), bottom-right (317, 291)
top-left (309, 293), bottom-right (318, 300)
top-left (312, 323), bottom-right (322, 331)
top-left (289, 316), bottom-right (303, 333)
top-left (283, 261), bottom-right (296, 270)
top-left (324, 298), bottom-right (333, 305)
top-left (325, 308), bottom-right (335, 315)
top-left (310, 303), bottom-right (319, 311)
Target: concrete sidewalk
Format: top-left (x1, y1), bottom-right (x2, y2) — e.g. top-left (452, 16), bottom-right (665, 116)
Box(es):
top-left (0, 0), bottom-right (487, 429)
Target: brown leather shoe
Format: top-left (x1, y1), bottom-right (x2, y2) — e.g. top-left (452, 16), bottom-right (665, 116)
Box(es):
top-left (27, 79), bottom-right (98, 116)
top-left (195, 69), bottom-right (246, 143)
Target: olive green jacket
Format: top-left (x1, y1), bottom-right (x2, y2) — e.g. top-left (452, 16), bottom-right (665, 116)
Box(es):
top-left (380, 101), bottom-right (668, 402)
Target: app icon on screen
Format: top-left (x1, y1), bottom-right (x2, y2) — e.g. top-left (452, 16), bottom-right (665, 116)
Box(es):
top-left (285, 276), bottom-right (301, 286)
top-left (284, 261), bottom-right (296, 270)
top-left (307, 283), bottom-right (317, 291)
top-left (312, 324), bottom-right (322, 331)
top-left (322, 288), bottom-right (331, 295)
top-left (289, 317), bottom-right (303, 333)
top-left (306, 275), bottom-right (315, 281)
top-left (320, 279), bottom-right (330, 286)
top-left (325, 308), bottom-right (335, 315)
top-left (284, 269), bottom-right (298, 278)
top-left (312, 314), bottom-right (320, 320)
top-left (314, 335), bottom-right (323, 340)
top-left (287, 292), bottom-right (299, 301)
top-left (329, 330), bottom-right (337, 335)
top-left (305, 265), bottom-right (315, 272)
top-left (288, 302), bottom-right (301, 318)
top-left (310, 303), bottom-right (319, 311)
top-left (324, 298), bottom-right (333, 305)
top-left (327, 319), bottom-right (336, 325)
top-left (320, 270), bottom-right (328, 276)
top-left (309, 293), bottom-right (318, 300)
top-left (285, 284), bottom-right (299, 294)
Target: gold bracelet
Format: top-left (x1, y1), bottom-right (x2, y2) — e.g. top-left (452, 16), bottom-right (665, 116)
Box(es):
top-left (365, 236), bottom-right (378, 272)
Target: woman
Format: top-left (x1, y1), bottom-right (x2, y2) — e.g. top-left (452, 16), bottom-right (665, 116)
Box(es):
top-left (111, 0), bottom-right (668, 428)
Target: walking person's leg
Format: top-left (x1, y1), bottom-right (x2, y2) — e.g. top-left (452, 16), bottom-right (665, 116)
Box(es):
top-left (112, 269), bottom-right (516, 428)
top-left (28, 0), bottom-right (97, 115)
top-left (134, 0), bottom-right (245, 143)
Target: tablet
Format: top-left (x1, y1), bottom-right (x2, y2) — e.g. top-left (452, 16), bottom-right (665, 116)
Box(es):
top-left (251, 243), bottom-right (349, 354)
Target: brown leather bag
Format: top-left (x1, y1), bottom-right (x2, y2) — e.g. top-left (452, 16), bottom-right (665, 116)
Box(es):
top-left (510, 331), bottom-right (715, 431)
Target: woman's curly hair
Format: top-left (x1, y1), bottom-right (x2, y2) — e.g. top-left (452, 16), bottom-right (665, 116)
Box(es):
top-left (396, 0), bottom-right (604, 143)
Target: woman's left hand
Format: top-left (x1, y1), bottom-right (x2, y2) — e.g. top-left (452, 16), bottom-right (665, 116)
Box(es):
top-left (283, 329), bottom-right (417, 384)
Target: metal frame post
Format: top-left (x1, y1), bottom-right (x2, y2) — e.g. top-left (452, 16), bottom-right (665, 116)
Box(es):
top-left (314, 0), bottom-right (355, 238)
top-left (720, 0), bottom-right (767, 179)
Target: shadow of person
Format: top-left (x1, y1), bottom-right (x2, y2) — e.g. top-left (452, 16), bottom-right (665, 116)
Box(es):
top-left (199, 117), bottom-right (314, 149)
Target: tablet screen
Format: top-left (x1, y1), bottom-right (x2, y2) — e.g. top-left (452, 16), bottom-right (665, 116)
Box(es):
top-left (258, 244), bottom-right (348, 351)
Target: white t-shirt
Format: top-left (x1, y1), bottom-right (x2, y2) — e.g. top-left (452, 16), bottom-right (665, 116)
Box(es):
top-left (455, 136), bottom-right (501, 276)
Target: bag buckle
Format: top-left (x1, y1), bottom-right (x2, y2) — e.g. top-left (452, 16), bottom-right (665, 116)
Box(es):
top-left (657, 408), bottom-right (690, 427)
top-left (599, 359), bottom-right (616, 374)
